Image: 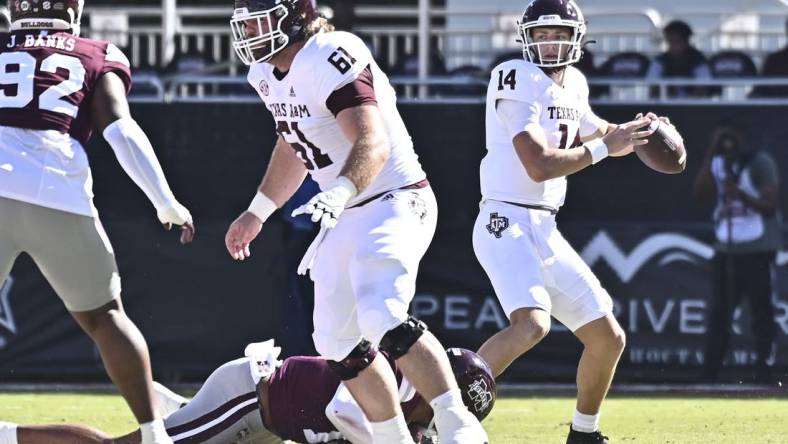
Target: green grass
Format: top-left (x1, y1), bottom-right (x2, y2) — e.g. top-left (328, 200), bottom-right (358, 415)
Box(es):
top-left (1, 393), bottom-right (786, 443)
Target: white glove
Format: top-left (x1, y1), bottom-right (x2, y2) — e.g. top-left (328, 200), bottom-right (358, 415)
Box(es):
top-left (292, 177), bottom-right (357, 229)
top-left (156, 201), bottom-right (192, 226)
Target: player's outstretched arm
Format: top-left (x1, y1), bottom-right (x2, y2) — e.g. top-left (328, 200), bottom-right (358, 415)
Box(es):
top-left (91, 72), bottom-right (194, 244)
top-left (513, 117), bottom-right (652, 183)
top-left (226, 137), bottom-right (307, 260)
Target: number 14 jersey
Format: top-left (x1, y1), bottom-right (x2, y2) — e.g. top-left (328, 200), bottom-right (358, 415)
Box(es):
top-left (246, 31), bottom-right (425, 207)
top-left (482, 60), bottom-right (606, 211)
top-left (0, 30), bottom-right (131, 216)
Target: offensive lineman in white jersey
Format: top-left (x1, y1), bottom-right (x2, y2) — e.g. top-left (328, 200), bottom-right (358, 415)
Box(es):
top-left (224, 1), bottom-right (487, 442)
top-left (473, 1), bottom-right (665, 443)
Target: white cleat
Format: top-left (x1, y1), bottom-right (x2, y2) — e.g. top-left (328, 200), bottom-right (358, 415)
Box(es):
top-left (152, 381), bottom-right (190, 418)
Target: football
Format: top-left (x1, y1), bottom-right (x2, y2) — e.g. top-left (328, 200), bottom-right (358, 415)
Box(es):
top-left (635, 119), bottom-right (687, 174)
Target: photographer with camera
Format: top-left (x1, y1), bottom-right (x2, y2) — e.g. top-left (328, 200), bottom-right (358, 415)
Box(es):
top-left (692, 123), bottom-right (782, 382)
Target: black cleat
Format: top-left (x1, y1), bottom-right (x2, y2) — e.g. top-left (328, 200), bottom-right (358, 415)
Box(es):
top-left (566, 425), bottom-right (609, 444)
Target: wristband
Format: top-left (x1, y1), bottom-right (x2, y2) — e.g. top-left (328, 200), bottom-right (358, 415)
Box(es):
top-left (248, 191), bottom-right (277, 222)
top-left (332, 176), bottom-right (358, 200)
top-left (584, 138), bottom-right (609, 164)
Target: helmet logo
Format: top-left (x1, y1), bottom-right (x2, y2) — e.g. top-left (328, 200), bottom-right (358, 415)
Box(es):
top-left (43, 1), bottom-right (51, 10)
top-left (537, 14), bottom-right (560, 22)
top-left (20, 1), bottom-right (30, 12)
top-left (467, 378), bottom-right (494, 413)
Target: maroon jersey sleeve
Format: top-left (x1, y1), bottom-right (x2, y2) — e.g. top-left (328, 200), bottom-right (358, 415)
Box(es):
top-left (0, 31), bottom-right (131, 145)
top-left (98, 41), bottom-right (132, 94)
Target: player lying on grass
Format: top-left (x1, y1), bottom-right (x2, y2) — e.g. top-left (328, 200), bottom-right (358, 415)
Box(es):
top-left (0, 341), bottom-right (495, 444)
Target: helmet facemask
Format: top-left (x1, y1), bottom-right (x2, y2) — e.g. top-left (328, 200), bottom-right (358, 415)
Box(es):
top-left (231, 4), bottom-right (290, 65)
top-left (517, 19), bottom-right (586, 67)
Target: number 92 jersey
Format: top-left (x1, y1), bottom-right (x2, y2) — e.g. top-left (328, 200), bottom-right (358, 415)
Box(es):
top-left (481, 60), bottom-right (606, 210)
top-left (0, 30), bottom-right (131, 216)
top-left (246, 31), bottom-right (425, 207)
top-left (0, 31), bottom-right (131, 146)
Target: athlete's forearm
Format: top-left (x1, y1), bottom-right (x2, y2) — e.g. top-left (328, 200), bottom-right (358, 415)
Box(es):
top-left (514, 130), bottom-right (592, 183)
top-left (258, 137), bottom-right (308, 208)
top-left (339, 134), bottom-right (389, 192)
top-left (336, 105), bottom-right (390, 192)
top-left (103, 118), bottom-right (178, 211)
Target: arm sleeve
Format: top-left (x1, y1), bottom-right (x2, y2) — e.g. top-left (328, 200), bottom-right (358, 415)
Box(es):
top-left (101, 43), bottom-right (132, 94)
top-left (103, 117), bottom-right (177, 211)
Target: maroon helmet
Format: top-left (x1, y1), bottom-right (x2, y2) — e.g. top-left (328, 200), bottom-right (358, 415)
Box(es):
top-left (230, 0), bottom-right (318, 65)
top-left (447, 348), bottom-right (496, 421)
top-left (7, 0), bottom-right (84, 35)
top-left (517, 0), bottom-right (586, 67)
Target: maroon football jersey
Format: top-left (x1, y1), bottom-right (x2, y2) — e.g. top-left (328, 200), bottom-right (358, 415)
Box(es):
top-left (268, 354), bottom-right (422, 442)
top-left (0, 30), bottom-right (131, 146)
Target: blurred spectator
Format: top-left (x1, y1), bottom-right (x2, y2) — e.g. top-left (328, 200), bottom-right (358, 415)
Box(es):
top-left (593, 51), bottom-right (651, 98)
top-left (164, 46), bottom-right (215, 76)
top-left (646, 20), bottom-right (711, 98)
top-left (707, 51), bottom-right (757, 98)
top-left (751, 17), bottom-right (788, 97)
top-left (692, 123), bottom-right (782, 382)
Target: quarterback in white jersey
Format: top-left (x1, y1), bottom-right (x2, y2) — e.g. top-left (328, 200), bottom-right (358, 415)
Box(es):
top-left (473, 1), bottom-right (665, 443)
top-left (224, 1), bottom-right (487, 443)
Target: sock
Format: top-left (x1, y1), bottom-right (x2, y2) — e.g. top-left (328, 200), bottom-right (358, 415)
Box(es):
top-left (370, 415), bottom-right (411, 444)
top-left (139, 418), bottom-right (171, 444)
top-left (0, 422), bottom-right (18, 444)
top-left (429, 388), bottom-right (466, 411)
top-left (571, 409), bottom-right (600, 433)
top-left (430, 388), bottom-right (487, 440)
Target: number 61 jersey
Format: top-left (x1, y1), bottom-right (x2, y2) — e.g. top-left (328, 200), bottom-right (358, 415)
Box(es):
top-left (482, 59), bottom-right (607, 211)
top-left (0, 30), bottom-right (131, 216)
top-left (246, 31), bottom-right (425, 207)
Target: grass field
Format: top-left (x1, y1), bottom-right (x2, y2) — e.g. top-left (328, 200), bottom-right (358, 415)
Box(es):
top-left (1, 393), bottom-right (787, 443)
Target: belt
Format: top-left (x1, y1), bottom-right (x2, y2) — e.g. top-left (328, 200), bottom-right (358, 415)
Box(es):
top-left (348, 179), bottom-right (430, 209)
top-left (500, 200), bottom-right (558, 215)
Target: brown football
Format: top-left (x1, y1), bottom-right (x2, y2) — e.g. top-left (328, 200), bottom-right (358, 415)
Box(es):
top-left (635, 119), bottom-right (687, 174)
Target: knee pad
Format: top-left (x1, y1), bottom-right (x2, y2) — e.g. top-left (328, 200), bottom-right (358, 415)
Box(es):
top-left (327, 339), bottom-right (379, 380)
top-left (378, 316), bottom-right (427, 360)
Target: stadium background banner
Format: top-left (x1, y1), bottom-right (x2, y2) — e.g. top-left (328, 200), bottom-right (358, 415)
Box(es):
top-left (0, 103), bottom-right (786, 383)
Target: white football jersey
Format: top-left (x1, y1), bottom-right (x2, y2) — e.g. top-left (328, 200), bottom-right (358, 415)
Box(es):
top-left (481, 60), bottom-right (606, 210)
top-left (247, 31), bottom-right (425, 206)
top-left (0, 126), bottom-right (96, 216)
